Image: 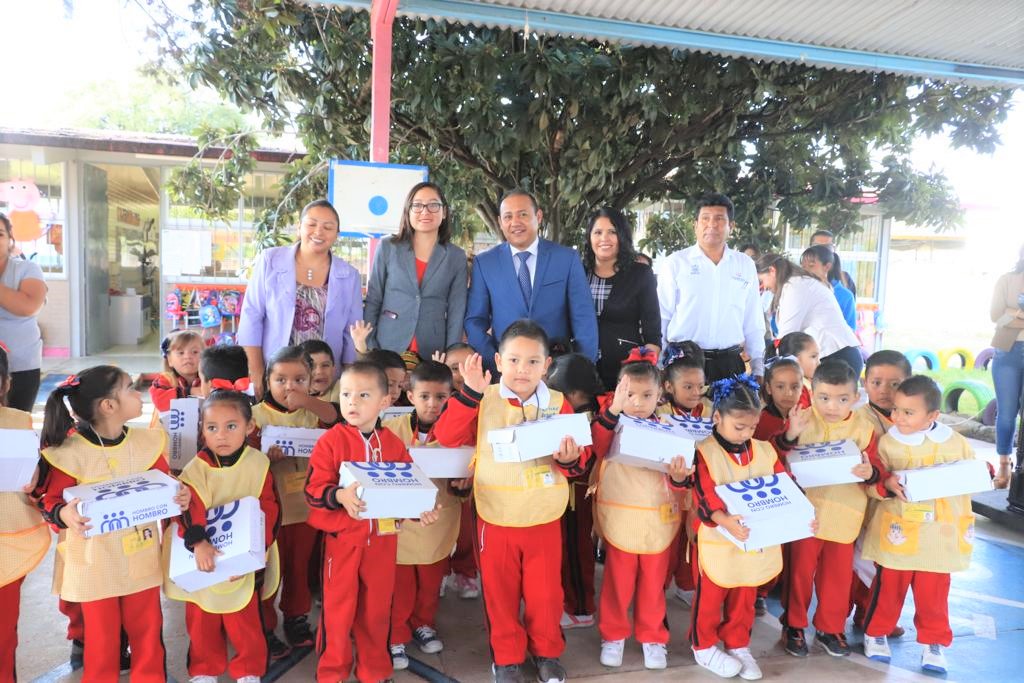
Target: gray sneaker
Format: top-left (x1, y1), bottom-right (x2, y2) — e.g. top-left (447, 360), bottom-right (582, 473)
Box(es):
top-left (493, 663), bottom-right (525, 683)
top-left (534, 657), bottom-right (566, 683)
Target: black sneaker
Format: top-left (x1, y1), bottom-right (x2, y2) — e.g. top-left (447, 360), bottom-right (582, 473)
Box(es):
top-left (784, 626), bottom-right (808, 657)
top-left (534, 656), bottom-right (566, 683)
top-left (817, 631), bottom-right (851, 657)
top-left (283, 615), bottom-right (315, 648)
top-left (70, 639), bottom-right (84, 668)
top-left (493, 663), bottom-right (525, 683)
top-left (266, 631), bottom-right (292, 661)
top-left (119, 645), bottom-right (131, 674)
top-left (754, 596), bottom-right (767, 616)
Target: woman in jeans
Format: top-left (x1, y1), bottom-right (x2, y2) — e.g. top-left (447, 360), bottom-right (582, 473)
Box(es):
top-left (989, 244), bottom-right (1024, 489)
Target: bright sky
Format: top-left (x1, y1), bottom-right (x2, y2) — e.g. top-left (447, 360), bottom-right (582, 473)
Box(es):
top-left (3, 0), bottom-right (1022, 224)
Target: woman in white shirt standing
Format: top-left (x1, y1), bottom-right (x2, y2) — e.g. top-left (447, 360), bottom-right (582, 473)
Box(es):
top-left (756, 253), bottom-right (863, 377)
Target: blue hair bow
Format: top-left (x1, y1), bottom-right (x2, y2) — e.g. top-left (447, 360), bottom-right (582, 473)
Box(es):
top-left (710, 373), bottom-right (761, 409)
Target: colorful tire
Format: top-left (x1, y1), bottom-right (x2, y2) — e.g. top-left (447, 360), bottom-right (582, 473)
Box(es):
top-left (904, 349), bottom-right (940, 371)
top-left (942, 381), bottom-right (996, 415)
top-left (974, 347), bottom-right (996, 370)
top-left (939, 348), bottom-right (974, 369)
top-left (981, 399), bottom-right (998, 427)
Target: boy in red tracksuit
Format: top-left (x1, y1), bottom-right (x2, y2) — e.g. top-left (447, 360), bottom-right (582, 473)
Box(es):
top-left (305, 361), bottom-right (440, 683)
top-left (433, 320), bottom-right (591, 683)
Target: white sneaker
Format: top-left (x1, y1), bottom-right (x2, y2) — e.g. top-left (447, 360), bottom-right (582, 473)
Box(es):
top-left (390, 643), bottom-right (409, 670)
top-left (599, 639), bottom-right (625, 667)
top-left (727, 648), bottom-right (762, 681)
top-left (921, 644), bottom-right (947, 673)
top-left (692, 646), bottom-right (742, 678)
top-left (236, 677), bottom-right (261, 683)
top-left (560, 611), bottom-right (595, 629)
top-left (189, 677), bottom-right (217, 683)
top-left (642, 642), bottom-right (668, 670)
top-left (863, 635), bottom-right (891, 663)
top-left (439, 573), bottom-right (448, 597)
top-left (452, 573), bottom-right (480, 599)
top-left (413, 625), bottom-right (444, 654)
top-left (672, 584), bottom-right (694, 606)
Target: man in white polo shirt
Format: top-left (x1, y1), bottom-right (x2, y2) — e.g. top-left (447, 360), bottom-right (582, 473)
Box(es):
top-left (657, 193), bottom-right (766, 383)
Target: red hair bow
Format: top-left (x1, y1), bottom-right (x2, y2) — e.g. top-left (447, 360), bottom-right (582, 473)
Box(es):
top-left (210, 377), bottom-right (251, 392)
top-left (58, 374), bottom-right (80, 389)
top-left (622, 346), bottom-right (658, 366)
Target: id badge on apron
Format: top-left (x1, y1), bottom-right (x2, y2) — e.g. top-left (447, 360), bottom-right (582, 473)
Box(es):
top-left (376, 519), bottom-right (400, 536)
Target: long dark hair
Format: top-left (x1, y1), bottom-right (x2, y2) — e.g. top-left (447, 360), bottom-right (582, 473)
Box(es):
top-left (393, 182), bottom-right (451, 244)
top-left (263, 345), bottom-right (314, 398)
top-left (755, 253), bottom-right (822, 315)
top-left (582, 207), bottom-right (637, 275)
top-left (41, 365), bottom-right (128, 448)
top-left (0, 345), bottom-right (10, 406)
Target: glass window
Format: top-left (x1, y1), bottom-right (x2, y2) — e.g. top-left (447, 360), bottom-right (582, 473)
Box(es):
top-left (0, 158), bottom-right (66, 276)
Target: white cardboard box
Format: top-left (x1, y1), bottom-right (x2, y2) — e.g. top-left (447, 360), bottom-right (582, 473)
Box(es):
top-left (661, 414), bottom-right (715, 441)
top-left (487, 413), bottom-right (592, 463)
top-left (608, 415), bottom-right (705, 472)
top-left (380, 406), bottom-right (415, 422)
top-left (897, 459), bottom-right (993, 502)
top-left (339, 461), bottom-right (438, 519)
top-left (714, 472), bottom-right (816, 551)
top-left (64, 470), bottom-right (180, 538)
top-left (160, 397), bottom-right (202, 469)
top-left (787, 440), bottom-right (864, 488)
top-left (260, 426), bottom-right (327, 458)
top-left (409, 447), bottom-right (474, 479)
top-left (0, 429), bottom-right (40, 492)
top-left (168, 496), bottom-right (266, 592)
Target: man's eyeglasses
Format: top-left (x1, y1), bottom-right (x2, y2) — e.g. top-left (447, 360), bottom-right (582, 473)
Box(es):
top-left (410, 202), bottom-right (444, 214)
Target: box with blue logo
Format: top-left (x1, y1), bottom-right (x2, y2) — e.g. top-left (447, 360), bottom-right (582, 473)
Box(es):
top-left (63, 470), bottom-right (180, 538)
top-left (159, 397), bottom-right (202, 469)
top-left (608, 414), bottom-right (712, 472)
top-left (787, 440), bottom-right (863, 488)
top-left (260, 426), bottom-right (327, 458)
top-left (0, 428), bottom-right (41, 492)
top-left (487, 413), bottom-right (592, 463)
top-left (714, 472), bottom-right (815, 551)
top-left (168, 496), bottom-right (266, 592)
top-left (339, 461), bottom-right (439, 519)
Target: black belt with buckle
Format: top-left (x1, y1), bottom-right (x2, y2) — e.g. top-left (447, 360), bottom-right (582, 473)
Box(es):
top-left (702, 345), bottom-right (742, 359)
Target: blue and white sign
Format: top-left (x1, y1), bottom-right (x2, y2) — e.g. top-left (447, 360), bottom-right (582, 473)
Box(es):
top-left (260, 426), bottom-right (326, 458)
top-left (609, 414), bottom-right (703, 472)
top-left (787, 439), bottom-right (863, 488)
top-left (160, 397), bottom-right (202, 469)
top-left (168, 496), bottom-right (267, 592)
top-left (64, 470), bottom-right (180, 538)
top-left (339, 461), bottom-right (438, 519)
top-left (715, 472), bottom-right (815, 551)
top-left (328, 160), bottom-right (429, 235)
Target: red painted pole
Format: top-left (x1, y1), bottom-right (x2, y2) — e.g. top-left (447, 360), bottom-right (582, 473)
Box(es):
top-left (370, 0), bottom-right (399, 163)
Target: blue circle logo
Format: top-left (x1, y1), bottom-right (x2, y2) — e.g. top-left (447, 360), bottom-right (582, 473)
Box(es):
top-left (367, 471), bottom-right (379, 478)
top-left (368, 195), bottom-right (388, 216)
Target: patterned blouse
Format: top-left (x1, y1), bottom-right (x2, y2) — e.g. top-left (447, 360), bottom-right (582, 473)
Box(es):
top-left (290, 283), bottom-right (328, 346)
top-left (589, 271), bottom-right (615, 317)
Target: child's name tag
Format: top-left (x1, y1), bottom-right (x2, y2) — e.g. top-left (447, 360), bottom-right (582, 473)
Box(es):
top-left (525, 465), bottom-right (556, 489)
top-left (659, 501), bottom-right (681, 524)
top-left (902, 502), bottom-right (935, 523)
top-left (376, 518), bottom-right (400, 535)
top-left (122, 533), bottom-right (157, 556)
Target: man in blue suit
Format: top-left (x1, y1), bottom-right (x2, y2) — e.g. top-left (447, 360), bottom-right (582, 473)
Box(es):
top-left (465, 189), bottom-right (598, 371)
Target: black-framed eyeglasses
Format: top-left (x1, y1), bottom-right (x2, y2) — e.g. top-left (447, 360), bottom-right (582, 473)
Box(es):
top-left (410, 202), bottom-right (444, 214)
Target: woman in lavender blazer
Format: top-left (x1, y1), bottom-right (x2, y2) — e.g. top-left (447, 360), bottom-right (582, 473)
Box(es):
top-left (237, 199), bottom-right (363, 397)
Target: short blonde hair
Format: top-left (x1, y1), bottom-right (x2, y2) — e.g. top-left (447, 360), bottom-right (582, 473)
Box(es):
top-left (161, 330), bottom-right (204, 376)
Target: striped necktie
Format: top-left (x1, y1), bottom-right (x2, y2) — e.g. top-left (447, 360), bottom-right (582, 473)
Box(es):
top-left (516, 251), bottom-right (532, 306)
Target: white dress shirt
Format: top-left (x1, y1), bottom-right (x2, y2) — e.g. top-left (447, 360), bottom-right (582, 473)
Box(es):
top-left (510, 237), bottom-right (540, 287)
top-left (775, 276), bottom-right (860, 357)
top-left (498, 377), bottom-right (552, 409)
top-left (657, 245), bottom-right (766, 374)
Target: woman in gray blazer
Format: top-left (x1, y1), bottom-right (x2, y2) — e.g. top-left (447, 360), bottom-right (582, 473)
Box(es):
top-left (363, 182), bottom-right (468, 359)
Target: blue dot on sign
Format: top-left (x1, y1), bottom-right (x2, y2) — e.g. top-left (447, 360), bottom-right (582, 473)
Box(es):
top-left (368, 195), bottom-right (388, 216)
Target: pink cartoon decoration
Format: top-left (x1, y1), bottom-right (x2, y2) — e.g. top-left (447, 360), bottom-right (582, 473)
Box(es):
top-left (0, 179), bottom-right (43, 241)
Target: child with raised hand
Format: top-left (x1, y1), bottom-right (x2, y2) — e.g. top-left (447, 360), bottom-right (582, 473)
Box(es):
top-left (778, 332), bottom-right (819, 409)
top-left (690, 374), bottom-right (806, 680)
top-left (546, 352), bottom-right (605, 630)
top-left (165, 390), bottom-right (280, 683)
top-left (299, 338), bottom-right (340, 404)
top-left (38, 365), bottom-right (190, 681)
top-left (861, 376), bottom-right (978, 674)
top-left (658, 341), bottom-right (712, 417)
top-left (776, 359), bottom-right (882, 659)
top-left (383, 360), bottom-right (467, 669)
top-left (433, 319), bottom-right (591, 683)
top-left (591, 349), bottom-right (693, 670)
top-left (434, 342), bottom-right (473, 394)
top-left (754, 355), bottom-right (805, 442)
top-left (252, 345), bottom-right (339, 659)
top-left (0, 344), bottom-right (46, 680)
top-left (859, 350), bottom-right (912, 437)
top-left (305, 361), bottom-right (440, 683)
top-left (150, 329), bottom-right (204, 425)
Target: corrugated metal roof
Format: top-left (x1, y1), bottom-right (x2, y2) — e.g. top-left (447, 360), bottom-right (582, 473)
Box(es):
top-left (313, 0), bottom-right (1024, 84)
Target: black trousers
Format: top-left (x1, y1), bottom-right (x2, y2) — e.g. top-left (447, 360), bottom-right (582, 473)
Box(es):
top-left (703, 350), bottom-right (746, 384)
top-left (8, 368), bottom-right (40, 412)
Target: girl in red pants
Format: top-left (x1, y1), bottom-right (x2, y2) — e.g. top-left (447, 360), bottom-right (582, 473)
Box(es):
top-left (591, 351), bottom-right (693, 670)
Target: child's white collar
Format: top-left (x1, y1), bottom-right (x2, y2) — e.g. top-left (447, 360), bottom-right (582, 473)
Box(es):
top-left (887, 420), bottom-right (953, 446)
top-left (499, 379), bottom-right (550, 409)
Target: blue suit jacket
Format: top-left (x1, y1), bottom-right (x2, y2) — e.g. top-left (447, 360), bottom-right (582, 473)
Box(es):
top-left (465, 239), bottom-right (598, 369)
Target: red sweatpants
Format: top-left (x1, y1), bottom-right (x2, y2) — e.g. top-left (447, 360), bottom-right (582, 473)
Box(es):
top-left (689, 571), bottom-right (756, 651)
top-left (561, 483), bottom-right (595, 615)
top-left (391, 559), bottom-right (448, 645)
top-left (263, 521), bottom-right (318, 631)
top-left (80, 587), bottom-right (164, 683)
top-left (0, 577), bottom-right (23, 683)
top-left (317, 532), bottom-right (397, 683)
top-left (60, 598), bottom-right (85, 642)
top-left (864, 566), bottom-right (952, 646)
top-left (782, 536), bottom-right (855, 634)
top-left (667, 527), bottom-right (696, 591)
top-left (600, 545), bottom-right (671, 644)
top-left (449, 499), bottom-right (477, 579)
top-left (850, 576), bottom-right (872, 624)
top-left (476, 517), bottom-right (565, 666)
top-left (186, 593), bottom-right (267, 679)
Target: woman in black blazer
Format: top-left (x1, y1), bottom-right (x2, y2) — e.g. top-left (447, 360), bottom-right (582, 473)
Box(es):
top-left (583, 208), bottom-right (662, 390)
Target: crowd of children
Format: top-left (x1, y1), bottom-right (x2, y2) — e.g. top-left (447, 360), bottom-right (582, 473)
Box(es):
top-left (0, 317), bottom-right (990, 683)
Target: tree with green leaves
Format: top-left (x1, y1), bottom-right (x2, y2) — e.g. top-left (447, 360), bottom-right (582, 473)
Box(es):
top-left (141, 1), bottom-right (1014, 251)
